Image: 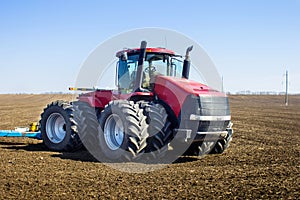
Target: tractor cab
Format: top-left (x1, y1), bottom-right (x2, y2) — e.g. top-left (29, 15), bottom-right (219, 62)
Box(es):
top-left (116, 48), bottom-right (184, 93)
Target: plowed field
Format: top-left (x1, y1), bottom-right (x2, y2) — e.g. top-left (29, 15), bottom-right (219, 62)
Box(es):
top-left (0, 94), bottom-right (299, 199)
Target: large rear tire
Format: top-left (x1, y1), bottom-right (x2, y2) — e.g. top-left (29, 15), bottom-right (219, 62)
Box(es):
top-left (40, 100), bottom-right (82, 151)
top-left (98, 100), bottom-right (148, 162)
top-left (72, 101), bottom-right (99, 151)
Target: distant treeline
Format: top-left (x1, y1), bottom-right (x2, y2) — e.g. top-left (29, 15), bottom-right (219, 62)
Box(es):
top-left (230, 91), bottom-right (299, 95)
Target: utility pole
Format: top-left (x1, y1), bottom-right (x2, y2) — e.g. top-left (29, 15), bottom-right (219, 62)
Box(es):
top-left (285, 70), bottom-right (288, 106)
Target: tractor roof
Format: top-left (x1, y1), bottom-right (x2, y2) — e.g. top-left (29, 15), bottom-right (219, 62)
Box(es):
top-left (116, 48), bottom-right (175, 58)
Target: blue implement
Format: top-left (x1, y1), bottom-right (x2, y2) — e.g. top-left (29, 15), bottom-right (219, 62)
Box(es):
top-left (0, 130), bottom-right (42, 140)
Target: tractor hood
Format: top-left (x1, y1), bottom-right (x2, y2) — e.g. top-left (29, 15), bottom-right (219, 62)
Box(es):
top-left (154, 76), bottom-right (227, 117)
top-left (154, 76), bottom-right (223, 96)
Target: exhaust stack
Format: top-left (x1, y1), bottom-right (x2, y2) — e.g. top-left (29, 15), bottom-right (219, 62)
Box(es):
top-left (134, 41), bottom-right (147, 92)
top-left (182, 45), bottom-right (193, 79)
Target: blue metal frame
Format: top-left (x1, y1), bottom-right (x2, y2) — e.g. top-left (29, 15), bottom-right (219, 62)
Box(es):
top-left (0, 130), bottom-right (41, 139)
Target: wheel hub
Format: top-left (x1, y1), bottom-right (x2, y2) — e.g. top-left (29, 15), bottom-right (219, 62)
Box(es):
top-left (46, 113), bottom-right (66, 144)
top-left (104, 114), bottom-right (125, 150)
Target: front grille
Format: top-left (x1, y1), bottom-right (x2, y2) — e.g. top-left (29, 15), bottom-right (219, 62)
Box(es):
top-left (198, 120), bottom-right (230, 132)
top-left (179, 95), bottom-right (231, 133)
top-left (199, 95), bottom-right (230, 116)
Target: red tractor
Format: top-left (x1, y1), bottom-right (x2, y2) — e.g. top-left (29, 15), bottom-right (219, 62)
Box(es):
top-left (40, 41), bottom-right (233, 162)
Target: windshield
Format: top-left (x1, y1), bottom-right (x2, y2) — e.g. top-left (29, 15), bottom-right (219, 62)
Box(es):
top-left (117, 53), bottom-right (183, 92)
top-left (144, 54), bottom-right (183, 77)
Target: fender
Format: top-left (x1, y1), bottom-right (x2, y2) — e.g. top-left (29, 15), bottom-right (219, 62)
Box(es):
top-left (78, 90), bottom-right (114, 109)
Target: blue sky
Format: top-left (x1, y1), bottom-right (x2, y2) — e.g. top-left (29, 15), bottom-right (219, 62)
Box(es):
top-left (0, 0), bottom-right (299, 93)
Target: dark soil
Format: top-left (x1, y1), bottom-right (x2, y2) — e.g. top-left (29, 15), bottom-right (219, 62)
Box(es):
top-left (0, 94), bottom-right (299, 199)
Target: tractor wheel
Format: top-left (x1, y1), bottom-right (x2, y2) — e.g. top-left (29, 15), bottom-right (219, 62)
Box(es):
top-left (40, 100), bottom-right (82, 151)
top-left (143, 103), bottom-right (173, 162)
top-left (98, 100), bottom-right (148, 161)
top-left (72, 101), bottom-right (99, 150)
top-left (210, 134), bottom-right (232, 154)
top-left (198, 141), bottom-right (215, 156)
top-left (184, 141), bottom-right (215, 156)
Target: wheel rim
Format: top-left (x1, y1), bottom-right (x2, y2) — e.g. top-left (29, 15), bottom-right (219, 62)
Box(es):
top-left (46, 113), bottom-right (67, 144)
top-left (104, 114), bottom-right (125, 151)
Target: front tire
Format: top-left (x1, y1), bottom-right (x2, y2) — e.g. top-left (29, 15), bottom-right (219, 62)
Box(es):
top-left (210, 134), bottom-right (232, 154)
top-left (210, 123), bottom-right (233, 154)
top-left (184, 141), bottom-right (215, 156)
top-left (98, 100), bottom-right (148, 161)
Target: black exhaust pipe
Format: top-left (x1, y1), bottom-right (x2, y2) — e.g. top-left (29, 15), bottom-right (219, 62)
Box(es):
top-left (182, 45), bottom-right (193, 79)
top-left (134, 41), bottom-right (147, 92)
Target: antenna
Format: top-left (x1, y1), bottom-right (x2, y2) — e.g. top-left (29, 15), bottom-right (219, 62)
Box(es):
top-left (164, 36), bottom-right (167, 48)
top-left (222, 76), bottom-right (224, 92)
top-left (285, 70), bottom-right (288, 106)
